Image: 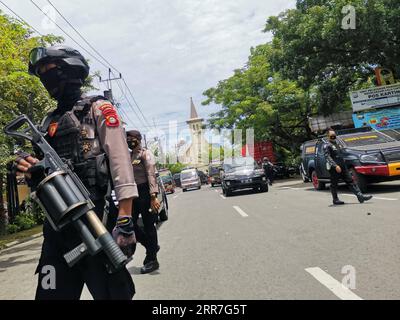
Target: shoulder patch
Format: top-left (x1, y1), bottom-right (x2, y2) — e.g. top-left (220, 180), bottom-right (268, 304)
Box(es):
top-left (99, 103), bottom-right (120, 127)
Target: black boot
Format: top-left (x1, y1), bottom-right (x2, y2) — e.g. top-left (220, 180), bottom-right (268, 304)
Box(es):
top-left (143, 245), bottom-right (160, 265)
top-left (350, 185), bottom-right (373, 203)
top-left (331, 186), bottom-right (344, 205)
top-left (140, 258), bottom-right (159, 274)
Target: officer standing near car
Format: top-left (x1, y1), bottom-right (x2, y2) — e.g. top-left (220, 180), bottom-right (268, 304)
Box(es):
top-left (126, 130), bottom-right (161, 274)
top-left (262, 157), bottom-right (274, 186)
top-left (15, 45), bottom-right (137, 300)
top-left (324, 129), bottom-right (373, 205)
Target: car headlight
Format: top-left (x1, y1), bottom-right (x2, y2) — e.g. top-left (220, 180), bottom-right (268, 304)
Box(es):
top-left (225, 174), bottom-right (236, 179)
top-left (360, 153), bottom-right (385, 164)
top-left (254, 169), bottom-right (264, 176)
top-left (226, 181), bottom-right (231, 186)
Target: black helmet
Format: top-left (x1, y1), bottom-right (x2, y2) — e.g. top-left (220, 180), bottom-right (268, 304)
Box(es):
top-left (126, 130), bottom-right (142, 141)
top-left (28, 45), bottom-right (89, 81)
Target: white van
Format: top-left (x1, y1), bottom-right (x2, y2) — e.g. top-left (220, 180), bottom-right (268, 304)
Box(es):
top-left (180, 168), bottom-right (201, 192)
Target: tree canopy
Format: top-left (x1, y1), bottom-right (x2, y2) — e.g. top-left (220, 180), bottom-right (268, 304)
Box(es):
top-left (202, 0), bottom-right (400, 158)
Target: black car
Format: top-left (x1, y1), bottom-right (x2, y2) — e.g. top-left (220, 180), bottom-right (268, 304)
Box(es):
top-left (221, 156), bottom-right (268, 196)
top-left (273, 162), bottom-right (297, 179)
top-left (300, 128), bottom-right (400, 192)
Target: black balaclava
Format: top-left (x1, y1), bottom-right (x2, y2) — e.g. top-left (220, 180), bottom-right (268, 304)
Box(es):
top-left (40, 66), bottom-right (83, 113)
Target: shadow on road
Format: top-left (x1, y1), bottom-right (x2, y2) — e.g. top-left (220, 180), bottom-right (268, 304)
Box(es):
top-left (127, 265), bottom-right (160, 276)
top-left (0, 241), bottom-right (42, 257)
top-left (0, 254), bottom-right (39, 271)
top-left (299, 182), bottom-right (400, 195)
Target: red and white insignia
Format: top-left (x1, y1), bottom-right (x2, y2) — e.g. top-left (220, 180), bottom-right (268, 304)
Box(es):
top-left (99, 104), bottom-right (120, 127)
top-left (48, 122), bottom-right (58, 137)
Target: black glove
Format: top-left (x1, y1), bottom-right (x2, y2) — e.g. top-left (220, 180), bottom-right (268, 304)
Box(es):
top-left (112, 216), bottom-right (136, 258)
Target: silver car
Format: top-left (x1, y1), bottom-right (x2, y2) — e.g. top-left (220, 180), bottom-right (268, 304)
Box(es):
top-left (180, 169), bottom-right (202, 192)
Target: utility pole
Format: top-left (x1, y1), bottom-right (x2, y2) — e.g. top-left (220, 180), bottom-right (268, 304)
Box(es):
top-left (98, 68), bottom-right (122, 104)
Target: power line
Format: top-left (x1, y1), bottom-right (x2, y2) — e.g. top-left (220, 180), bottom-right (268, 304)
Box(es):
top-left (29, 0), bottom-right (111, 71)
top-left (0, 0), bottom-right (43, 36)
top-left (45, 0), bottom-right (121, 74)
top-left (41, 0), bottom-right (153, 130)
top-left (121, 77), bottom-right (153, 129)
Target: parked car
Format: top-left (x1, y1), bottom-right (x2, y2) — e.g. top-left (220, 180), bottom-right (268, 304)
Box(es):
top-left (111, 172), bottom-right (169, 222)
top-left (208, 163), bottom-right (222, 186)
top-left (272, 162), bottom-right (297, 179)
top-left (156, 173), bottom-right (169, 222)
top-left (198, 170), bottom-right (209, 185)
top-left (161, 174), bottom-right (175, 194)
top-left (300, 128), bottom-right (400, 192)
top-left (180, 168), bottom-right (202, 192)
top-left (173, 173), bottom-right (181, 188)
top-left (221, 156), bottom-right (268, 197)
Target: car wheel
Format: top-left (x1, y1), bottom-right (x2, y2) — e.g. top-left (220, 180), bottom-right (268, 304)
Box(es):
top-left (211, 183), bottom-right (215, 187)
top-left (183, 189), bottom-right (186, 192)
top-left (261, 185), bottom-right (269, 193)
top-left (349, 167), bottom-right (368, 193)
top-left (225, 189), bottom-right (232, 197)
top-left (311, 170), bottom-right (325, 190)
top-left (159, 204), bottom-right (168, 222)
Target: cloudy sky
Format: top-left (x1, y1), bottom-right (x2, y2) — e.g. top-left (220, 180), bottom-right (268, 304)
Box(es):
top-left (3, 0), bottom-right (295, 139)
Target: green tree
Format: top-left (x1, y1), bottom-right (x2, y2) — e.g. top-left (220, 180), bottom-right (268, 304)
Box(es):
top-left (203, 44), bottom-right (315, 155)
top-left (265, 0), bottom-right (400, 114)
top-left (0, 12), bottom-right (63, 234)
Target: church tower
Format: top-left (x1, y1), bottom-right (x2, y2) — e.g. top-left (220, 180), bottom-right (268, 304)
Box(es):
top-left (185, 98), bottom-right (209, 167)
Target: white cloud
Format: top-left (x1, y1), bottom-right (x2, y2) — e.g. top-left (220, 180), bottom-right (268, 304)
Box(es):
top-left (3, 0), bottom-right (295, 134)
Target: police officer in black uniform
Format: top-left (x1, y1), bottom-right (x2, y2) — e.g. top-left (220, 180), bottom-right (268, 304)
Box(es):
top-left (15, 45), bottom-right (138, 300)
top-left (324, 129), bottom-right (373, 205)
top-left (262, 157), bottom-right (274, 186)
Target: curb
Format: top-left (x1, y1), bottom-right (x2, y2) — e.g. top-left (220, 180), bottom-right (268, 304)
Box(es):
top-left (0, 232), bottom-right (43, 252)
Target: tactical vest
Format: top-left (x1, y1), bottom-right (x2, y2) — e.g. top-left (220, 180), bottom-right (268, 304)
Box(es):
top-left (40, 96), bottom-right (110, 201)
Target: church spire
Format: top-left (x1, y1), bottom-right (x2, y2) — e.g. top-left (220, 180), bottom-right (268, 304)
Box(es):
top-left (190, 97), bottom-right (199, 119)
top-left (187, 97), bottom-right (203, 124)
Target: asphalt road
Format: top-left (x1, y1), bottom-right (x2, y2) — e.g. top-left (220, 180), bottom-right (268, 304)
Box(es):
top-left (1, 178), bottom-right (400, 300)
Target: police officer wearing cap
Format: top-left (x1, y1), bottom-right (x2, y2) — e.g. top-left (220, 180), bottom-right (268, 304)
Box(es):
top-left (127, 130), bottom-right (161, 274)
top-left (15, 45), bottom-right (138, 300)
top-left (324, 129), bottom-right (373, 205)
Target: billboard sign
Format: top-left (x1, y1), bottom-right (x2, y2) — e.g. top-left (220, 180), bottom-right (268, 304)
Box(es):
top-left (350, 83), bottom-right (400, 112)
top-left (352, 106), bottom-right (400, 130)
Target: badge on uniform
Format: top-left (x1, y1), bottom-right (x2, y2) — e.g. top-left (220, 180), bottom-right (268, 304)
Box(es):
top-left (132, 159), bottom-right (141, 165)
top-left (48, 122), bottom-right (58, 137)
top-left (99, 104), bottom-right (120, 127)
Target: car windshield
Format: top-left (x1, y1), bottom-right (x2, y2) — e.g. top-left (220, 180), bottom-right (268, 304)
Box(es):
top-left (223, 157), bottom-right (257, 173)
top-left (339, 132), bottom-right (394, 147)
top-left (181, 171), bottom-right (197, 180)
top-left (209, 166), bottom-right (220, 175)
top-left (161, 176), bottom-right (172, 184)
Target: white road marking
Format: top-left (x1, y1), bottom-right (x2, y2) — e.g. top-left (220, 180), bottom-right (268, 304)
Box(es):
top-left (233, 206), bottom-right (248, 217)
top-left (342, 194), bottom-right (398, 201)
top-left (173, 195), bottom-right (179, 199)
top-left (305, 267), bottom-right (363, 300)
top-left (220, 195), bottom-right (226, 200)
top-left (280, 186), bottom-right (310, 190)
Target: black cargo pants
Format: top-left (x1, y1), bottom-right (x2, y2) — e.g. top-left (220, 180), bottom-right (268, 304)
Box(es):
top-left (35, 200), bottom-right (135, 300)
top-left (329, 166), bottom-right (360, 200)
top-left (132, 183), bottom-right (159, 260)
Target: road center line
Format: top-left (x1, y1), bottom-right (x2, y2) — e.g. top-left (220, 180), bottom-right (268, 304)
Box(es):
top-left (305, 267), bottom-right (363, 300)
top-left (220, 195), bottom-right (226, 200)
top-left (233, 206), bottom-right (248, 217)
top-left (342, 194), bottom-right (398, 201)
